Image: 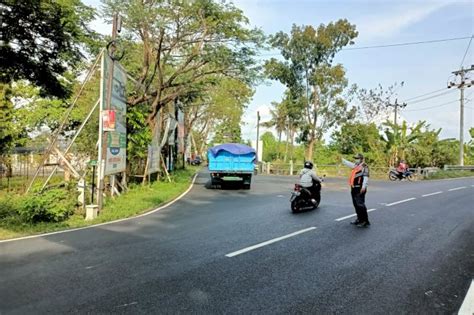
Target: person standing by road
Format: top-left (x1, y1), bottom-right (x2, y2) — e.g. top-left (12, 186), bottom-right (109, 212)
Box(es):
top-left (341, 154), bottom-right (370, 227)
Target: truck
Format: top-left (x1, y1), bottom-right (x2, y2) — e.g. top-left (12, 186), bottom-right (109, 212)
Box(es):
top-left (207, 143), bottom-right (256, 189)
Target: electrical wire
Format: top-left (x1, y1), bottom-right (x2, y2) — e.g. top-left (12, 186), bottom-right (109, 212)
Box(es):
top-left (404, 98), bottom-right (471, 112)
top-left (408, 90), bottom-right (457, 105)
top-left (258, 36), bottom-right (473, 56)
top-left (460, 36), bottom-right (473, 68)
top-left (402, 87), bottom-right (449, 102)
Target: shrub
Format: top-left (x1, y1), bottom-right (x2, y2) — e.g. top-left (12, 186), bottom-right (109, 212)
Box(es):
top-left (19, 188), bottom-right (77, 223)
top-left (0, 197), bottom-right (19, 219)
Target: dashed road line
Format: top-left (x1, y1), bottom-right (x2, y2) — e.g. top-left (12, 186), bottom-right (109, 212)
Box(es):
top-left (458, 279), bottom-right (474, 315)
top-left (335, 209), bottom-right (377, 222)
top-left (225, 227), bottom-right (316, 257)
top-left (449, 186), bottom-right (467, 191)
top-left (422, 191), bottom-right (443, 197)
top-left (386, 198), bottom-right (416, 207)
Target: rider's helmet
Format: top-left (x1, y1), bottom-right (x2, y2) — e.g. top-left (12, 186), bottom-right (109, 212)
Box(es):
top-left (304, 161), bottom-right (314, 169)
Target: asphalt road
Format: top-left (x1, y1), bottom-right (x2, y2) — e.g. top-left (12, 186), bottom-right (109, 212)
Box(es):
top-left (1, 172), bottom-right (473, 314)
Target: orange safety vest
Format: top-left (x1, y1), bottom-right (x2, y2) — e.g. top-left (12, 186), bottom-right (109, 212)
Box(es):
top-left (349, 164), bottom-right (363, 187)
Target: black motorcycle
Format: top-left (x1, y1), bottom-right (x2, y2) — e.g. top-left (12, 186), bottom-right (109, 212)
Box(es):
top-left (290, 178), bottom-right (323, 213)
top-left (389, 169), bottom-right (415, 181)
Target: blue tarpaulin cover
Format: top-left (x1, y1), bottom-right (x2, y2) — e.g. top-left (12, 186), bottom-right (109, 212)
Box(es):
top-left (208, 143), bottom-right (255, 157)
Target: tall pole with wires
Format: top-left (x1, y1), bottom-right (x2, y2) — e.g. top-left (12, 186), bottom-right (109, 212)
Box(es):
top-left (386, 99), bottom-right (407, 128)
top-left (448, 65), bottom-right (474, 166)
top-left (386, 99), bottom-right (407, 165)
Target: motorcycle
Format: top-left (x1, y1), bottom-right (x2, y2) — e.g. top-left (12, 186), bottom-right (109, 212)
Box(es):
top-left (290, 176), bottom-right (324, 213)
top-left (389, 169), bottom-right (415, 181)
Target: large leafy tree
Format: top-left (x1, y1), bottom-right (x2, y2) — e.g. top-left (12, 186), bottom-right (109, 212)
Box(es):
top-left (331, 122), bottom-right (386, 165)
top-left (265, 21), bottom-right (358, 160)
top-left (102, 0), bottom-right (263, 132)
top-left (0, 0), bottom-right (100, 98)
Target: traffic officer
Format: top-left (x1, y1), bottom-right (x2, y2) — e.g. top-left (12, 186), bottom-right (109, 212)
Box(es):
top-left (342, 153), bottom-right (370, 227)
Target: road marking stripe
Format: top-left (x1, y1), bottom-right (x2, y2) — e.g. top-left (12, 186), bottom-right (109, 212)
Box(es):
top-left (458, 280), bottom-right (474, 315)
top-left (0, 174), bottom-right (199, 244)
top-left (422, 191), bottom-right (443, 197)
top-left (335, 209), bottom-right (377, 222)
top-left (449, 186), bottom-right (467, 191)
top-left (225, 227), bottom-right (316, 257)
top-left (386, 198), bottom-right (416, 207)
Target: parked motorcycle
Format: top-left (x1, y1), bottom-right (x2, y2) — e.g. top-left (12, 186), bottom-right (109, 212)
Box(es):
top-left (389, 169), bottom-right (415, 181)
top-left (290, 176), bottom-right (324, 213)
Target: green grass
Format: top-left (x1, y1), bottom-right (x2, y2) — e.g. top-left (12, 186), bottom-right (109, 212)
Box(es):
top-left (0, 167), bottom-right (198, 240)
top-left (423, 170), bottom-right (474, 180)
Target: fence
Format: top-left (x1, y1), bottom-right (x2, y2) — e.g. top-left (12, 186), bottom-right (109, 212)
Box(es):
top-left (258, 161), bottom-right (438, 180)
top-left (443, 165), bottom-right (474, 171)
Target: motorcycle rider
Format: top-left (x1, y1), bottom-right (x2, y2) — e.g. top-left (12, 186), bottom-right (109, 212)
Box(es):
top-left (396, 159), bottom-right (408, 178)
top-left (299, 161), bottom-right (323, 204)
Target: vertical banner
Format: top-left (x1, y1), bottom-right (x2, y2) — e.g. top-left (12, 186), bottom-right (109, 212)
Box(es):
top-left (99, 54), bottom-right (127, 176)
top-left (177, 108), bottom-right (185, 154)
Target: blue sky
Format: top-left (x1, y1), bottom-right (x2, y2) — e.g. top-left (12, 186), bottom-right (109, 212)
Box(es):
top-left (84, 0), bottom-right (473, 142)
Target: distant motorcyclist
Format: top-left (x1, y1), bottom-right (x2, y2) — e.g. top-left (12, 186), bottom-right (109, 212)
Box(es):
top-left (396, 159), bottom-right (408, 176)
top-left (299, 161), bottom-right (323, 204)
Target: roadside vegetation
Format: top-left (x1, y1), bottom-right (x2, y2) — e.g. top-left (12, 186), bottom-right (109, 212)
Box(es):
top-left (0, 167), bottom-right (197, 240)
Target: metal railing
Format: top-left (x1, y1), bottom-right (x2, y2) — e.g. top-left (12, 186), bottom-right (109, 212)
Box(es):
top-left (257, 162), bottom-right (442, 180)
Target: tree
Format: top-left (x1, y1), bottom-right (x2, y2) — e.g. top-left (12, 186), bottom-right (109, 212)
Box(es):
top-left (331, 122), bottom-right (386, 165)
top-left (261, 102), bottom-right (288, 144)
top-left (265, 21), bottom-right (358, 160)
top-left (0, 0), bottom-right (101, 98)
top-left (353, 82), bottom-right (404, 124)
top-left (382, 120), bottom-right (427, 166)
top-left (102, 0), bottom-right (263, 132)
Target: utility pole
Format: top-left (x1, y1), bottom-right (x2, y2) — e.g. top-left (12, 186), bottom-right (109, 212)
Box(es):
top-left (386, 99), bottom-right (407, 127)
top-left (256, 111), bottom-right (261, 161)
top-left (386, 99), bottom-right (407, 166)
top-left (97, 13), bottom-right (121, 211)
top-left (448, 65), bottom-right (474, 166)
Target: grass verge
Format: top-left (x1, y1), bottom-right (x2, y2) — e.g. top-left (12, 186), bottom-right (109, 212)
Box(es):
top-left (423, 170), bottom-right (474, 180)
top-left (0, 167), bottom-right (198, 240)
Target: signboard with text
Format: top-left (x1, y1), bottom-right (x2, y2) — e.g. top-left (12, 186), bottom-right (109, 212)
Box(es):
top-left (100, 54), bottom-right (127, 175)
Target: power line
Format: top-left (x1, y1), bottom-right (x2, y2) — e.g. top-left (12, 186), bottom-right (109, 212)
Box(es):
top-left (404, 98), bottom-right (471, 112)
top-left (343, 36), bottom-right (473, 51)
top-left (258, 36), bottom-right (473, 56)
top-left (402, 87), bottom-right (448, 102)
top-left (403, 99), bottom-right (458, 112)
top-left (408, 90), bottom-right (457, 105)
top-left (460, 36), bottom-right (473, 68)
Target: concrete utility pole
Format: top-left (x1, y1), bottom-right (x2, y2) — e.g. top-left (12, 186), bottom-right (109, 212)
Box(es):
top-left (448, 65), bottom-right (474, 166)
top-left (256, 111), bottom-right (261, 161)
top-left (97, 13), bottom-right (121, 211)
top-left (386, 99), bottom-right (407, 127)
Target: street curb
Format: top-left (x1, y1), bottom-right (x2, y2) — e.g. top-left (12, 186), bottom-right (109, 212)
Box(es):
top-left (0, 173), bottom-right (199, 244)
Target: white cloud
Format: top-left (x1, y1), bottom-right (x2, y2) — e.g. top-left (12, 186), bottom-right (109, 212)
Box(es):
top-left (355, 1), bottom-right (450, 42)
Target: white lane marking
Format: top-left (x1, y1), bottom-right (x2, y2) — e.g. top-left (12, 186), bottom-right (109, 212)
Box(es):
top-left (335, 209), bottom-right (377, 222)
top-left (0, 174), bottom-right (199, 244)
top-left (386, 198), bottom-right (416, 207)
top-left (277, 195), bottom-right (285, 198)
top-left (225, 227), bottom-right (316, 257)
top-left (116, 302), bottom-right (138, 308)
top-left (422, 191), bottom-right (443, 197)
top-left (458, 280), bottom-right (474, 315)
top-left (449, 186), bottom-right (467, 191)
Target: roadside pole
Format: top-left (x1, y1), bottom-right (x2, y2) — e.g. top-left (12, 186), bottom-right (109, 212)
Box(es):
top-left (97, 13), bottom-right (121, 211)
